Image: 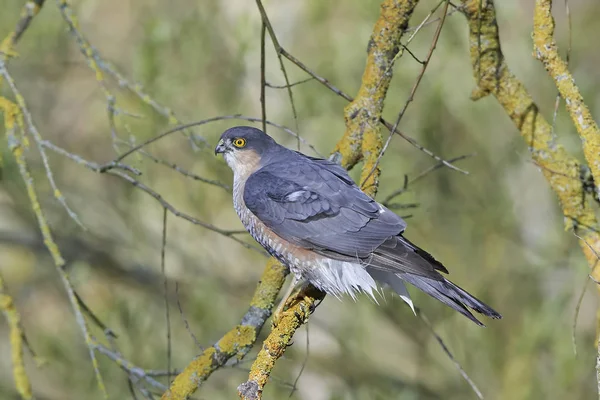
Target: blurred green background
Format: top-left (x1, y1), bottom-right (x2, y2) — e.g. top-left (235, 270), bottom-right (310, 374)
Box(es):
top-left (1, 0), bottom-right (600, 399)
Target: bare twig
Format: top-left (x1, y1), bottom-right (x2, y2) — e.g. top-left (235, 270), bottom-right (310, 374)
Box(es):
top-left (93, 339), bottom-right (168, 392)
top-left (175, 283), bottom-right (203, 351)
top-left (572, 233), bottom-right (600, 356)
top-left (161, 209), bottom-right (172, 384)
top-left (37, 140), bottom-right (260, 251)
top-left (260, 22), bottom-right (267, 134)
top-left (277, 47), bottom-right (466, 174)
top-left (417, 309), bottom-right (483, 399)
top-left (266, 77), bottom-right (314, 89)
top-left (101, 115), bottom-right (320, 169)
top-left (5, 0), bottom-right (46, 46)
top-left (382, 153), bottom-right (474, 205)
top-left (255, 0), bottom-right (300, 149)
top-left (288, 322), bottom-right (310, 398)
top-left (1, 58), bottom-right (86, 229)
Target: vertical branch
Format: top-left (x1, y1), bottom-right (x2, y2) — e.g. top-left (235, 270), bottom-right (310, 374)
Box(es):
top-left (260, 23), bottom-right (267, 134)
top-left (0, 273), bottom-right (33, 400)
top-left (161, 209), bottom-right (172, 384)
top-left (255, 0), bottom-right (300, 147)
top-left (334, 0), bottom-right (419, 197)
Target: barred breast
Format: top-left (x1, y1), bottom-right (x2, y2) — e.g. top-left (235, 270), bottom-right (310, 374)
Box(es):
top-left (233, 175), bottom-right (315, 277)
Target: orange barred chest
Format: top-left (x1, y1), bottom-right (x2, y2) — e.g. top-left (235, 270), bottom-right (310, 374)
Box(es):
top-left (233, 178), bottom-right (316, 276)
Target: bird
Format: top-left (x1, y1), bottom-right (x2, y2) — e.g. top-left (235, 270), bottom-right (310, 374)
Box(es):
top-left (215, 126), bottom-right (501, 326)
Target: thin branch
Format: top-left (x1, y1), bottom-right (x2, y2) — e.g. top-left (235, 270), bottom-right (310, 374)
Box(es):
top-left (266, 77), bottom-right (314, 89)
top-left (55, 0), bottom-right (200, 150)
top-left (382, 153), bottom-right (474, 205)
top-left (160, 209), bottom-right (172, 385)
top-left (101, 115), bottom-right (321, 170)
top-left (255, 0), bottom-right (300, 149)
top-left (0, 58), bottom-right (86, 229)
top-left (175, 283), bottom-right (203, 351)
top-left (277, 47), bottom-right (466, 174)
top-left (572, 233), bottom-right (600, 356)
top-left (416, 308), bottom-right (483, 399)
top-left (288, 322), bottom-right (310, 398)
top-left (38, 140), bottom-right (261, 251)
top-left (260, 22), bottom-right (267, 134)
top-left (93, 339), bottom-right (168, 392)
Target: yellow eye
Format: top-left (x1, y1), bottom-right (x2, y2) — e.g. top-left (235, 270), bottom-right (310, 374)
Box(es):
top-left (232, 138), bottom-right (246, 148)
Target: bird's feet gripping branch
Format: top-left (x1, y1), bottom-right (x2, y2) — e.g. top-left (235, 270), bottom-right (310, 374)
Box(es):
top-left (215, 126), bottom-right (501, 326)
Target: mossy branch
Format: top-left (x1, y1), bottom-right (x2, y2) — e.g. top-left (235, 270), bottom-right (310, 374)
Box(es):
top-left (238, 1), bottom-right (420, 399)
top-left (459, 1), bottom-right (600, 277)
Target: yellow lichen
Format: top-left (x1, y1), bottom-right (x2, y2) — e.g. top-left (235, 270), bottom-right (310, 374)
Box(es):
top-left (334, 0), bottom-right (419, 174)
top-left (0, 274), bottom-right (33, 400)
top-left (532, 0), bottom-right (600, 195)
top-left (216, 325), bottom-right (257, 354)
top-left (249, 258), bottom-right (287, 309)
top-left (161, 348), bottom-right (217, 400)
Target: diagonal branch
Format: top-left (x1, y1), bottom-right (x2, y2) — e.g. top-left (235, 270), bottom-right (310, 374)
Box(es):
top-left (160, 259), bottom-right (288, 399)
top-left (459, 0), bottom-right (600, 275)
top-left (532, 0), bottom-right (600, 194)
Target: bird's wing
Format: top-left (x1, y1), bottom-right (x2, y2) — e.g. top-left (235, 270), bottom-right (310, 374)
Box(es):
top-left (243, 159), bottom-right (405, 259)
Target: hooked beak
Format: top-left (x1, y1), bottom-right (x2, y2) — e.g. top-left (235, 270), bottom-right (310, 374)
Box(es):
top-left (215, 139), bottom-right (228, 155)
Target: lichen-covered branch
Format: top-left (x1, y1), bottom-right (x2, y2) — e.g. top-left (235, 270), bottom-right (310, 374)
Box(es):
top-left (334, 0), bottom-right (419, 197)
top-left (238, 285), bottom-right (324, 400)
top-left (0, 273), bottom-right (32, 400)
top-left (238, 2), bottom-right (419, 399)
top-left (160, 259), bottom-right (287, 400)
top-left (2, 0), bottom-right (46, 48)
top-left (532, 0), bottom-right (600, 194)
top-left (459, 0), bottom-right (600, 273)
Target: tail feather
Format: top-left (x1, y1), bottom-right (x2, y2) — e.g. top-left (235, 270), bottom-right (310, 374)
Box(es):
top-left (367, 268), bottom-right (416, 315)
top-left (365, 234), bottom-right (501, 326)
top-left (399, 273), bottom-right (502, 326)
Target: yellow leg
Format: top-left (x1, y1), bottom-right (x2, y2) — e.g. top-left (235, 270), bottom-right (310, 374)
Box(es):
top-left (273, 275), bottom-right (301, 323)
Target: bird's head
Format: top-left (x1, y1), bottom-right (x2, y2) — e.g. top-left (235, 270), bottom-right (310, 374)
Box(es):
top-left (215, 126), bottom-right (278, 174)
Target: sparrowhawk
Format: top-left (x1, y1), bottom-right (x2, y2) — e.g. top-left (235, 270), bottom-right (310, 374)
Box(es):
top-left (215, 126), bottom-right (501, 326)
